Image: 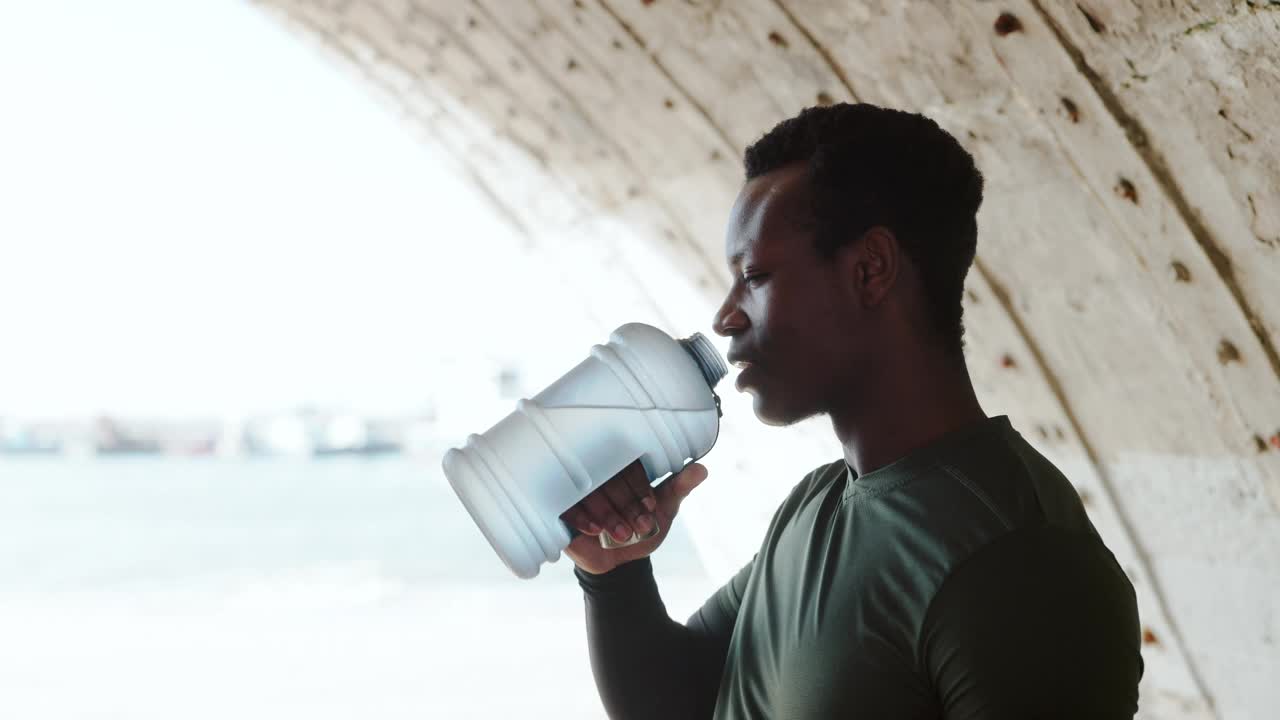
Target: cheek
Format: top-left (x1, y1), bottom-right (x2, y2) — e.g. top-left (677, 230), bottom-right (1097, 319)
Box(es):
top-left (765, 285), bottom-right (837, 345)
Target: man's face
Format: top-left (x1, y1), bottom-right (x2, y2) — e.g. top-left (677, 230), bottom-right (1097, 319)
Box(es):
top-left (712, 163), bottom-right (859, 426)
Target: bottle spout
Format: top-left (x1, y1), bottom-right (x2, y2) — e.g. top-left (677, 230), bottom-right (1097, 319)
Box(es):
top-left (678, 333), bottom-right (729, 388)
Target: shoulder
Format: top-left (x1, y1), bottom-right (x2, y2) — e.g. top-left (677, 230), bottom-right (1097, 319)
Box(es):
top-left (758, 458), bottom-right (848, 537)
top-left (919, 526), bottom-right (1142, 679)
top-left (917, 524), bottom-right (1144, 716)
top-left (943, 524), bottom-right (1128, 597)
top-left (781, 458), bottom-right (848, 512)
top-left (770, 457), bottom-right (848, 508)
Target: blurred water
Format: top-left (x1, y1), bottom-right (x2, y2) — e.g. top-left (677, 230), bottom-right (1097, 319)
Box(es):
top-left (0, 457), bottom-right (715, 719)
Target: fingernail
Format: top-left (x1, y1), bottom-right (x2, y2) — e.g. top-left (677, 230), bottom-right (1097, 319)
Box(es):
top-left (642, 496), bottom-right (657, 512)
top-left (587, 522), bottom-right (602, 535)
top-left (635, 515), bottom-right (652, 533)
top-left (613, 523), bottom-right (630, 542)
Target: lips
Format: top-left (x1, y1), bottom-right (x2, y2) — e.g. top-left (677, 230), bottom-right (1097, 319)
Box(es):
top-left (731, 359), bottom-right (757, 390)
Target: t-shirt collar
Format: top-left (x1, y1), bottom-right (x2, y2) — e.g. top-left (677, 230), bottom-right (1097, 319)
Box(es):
top-left (844, 415), bottom-right (1013, 494)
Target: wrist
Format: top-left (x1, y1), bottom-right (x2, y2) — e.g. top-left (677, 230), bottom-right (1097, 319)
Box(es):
top-left (574, 555), bottom-right (654, 592)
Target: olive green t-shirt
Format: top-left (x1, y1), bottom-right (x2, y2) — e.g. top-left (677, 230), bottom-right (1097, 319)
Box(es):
top-left (693, 415), bottom-right (1143, 718)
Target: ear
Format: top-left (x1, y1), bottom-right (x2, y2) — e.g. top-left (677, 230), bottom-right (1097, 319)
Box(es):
top-left (841, 225), bottom-right (900, 308)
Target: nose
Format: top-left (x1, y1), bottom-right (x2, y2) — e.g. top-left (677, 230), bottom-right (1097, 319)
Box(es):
top-left (712, 294), bottom-right (747, 337)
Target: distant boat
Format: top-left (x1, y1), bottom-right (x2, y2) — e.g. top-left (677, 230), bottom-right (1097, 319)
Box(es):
top-left (92, 417), bottom-right (162, 456)
top-left (312, 441), bottom-right (402, 457)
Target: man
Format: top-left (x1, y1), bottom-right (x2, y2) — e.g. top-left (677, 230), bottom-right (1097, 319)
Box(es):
top-left (559, 103), bottom-right (1144, 719)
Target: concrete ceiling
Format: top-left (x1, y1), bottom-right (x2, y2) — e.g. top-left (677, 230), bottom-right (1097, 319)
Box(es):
top-left (255, 1), bottom-right (1279, 717)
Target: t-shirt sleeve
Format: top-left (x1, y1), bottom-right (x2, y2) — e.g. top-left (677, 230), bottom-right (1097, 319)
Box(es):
top-left (918, 524), bottom-right (1145, 720)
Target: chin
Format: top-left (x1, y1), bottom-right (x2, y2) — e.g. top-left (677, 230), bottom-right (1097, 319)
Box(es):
top-left (750, 392), bottom-right (816, 428)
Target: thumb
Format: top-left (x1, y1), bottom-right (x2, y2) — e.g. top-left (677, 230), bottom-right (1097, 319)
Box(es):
top-left (657, 462), bottom-right (709, 505)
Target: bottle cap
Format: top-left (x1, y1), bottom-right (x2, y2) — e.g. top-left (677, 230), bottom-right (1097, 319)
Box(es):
top-left (678, 333), bottom-right (728, 388)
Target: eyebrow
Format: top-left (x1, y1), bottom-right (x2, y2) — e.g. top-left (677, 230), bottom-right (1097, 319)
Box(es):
top-left (728, 251), bottom-right (745, 268)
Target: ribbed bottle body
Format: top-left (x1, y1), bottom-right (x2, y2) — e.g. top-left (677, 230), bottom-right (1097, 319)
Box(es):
top-left (442, 323), bottom-right (726, 578)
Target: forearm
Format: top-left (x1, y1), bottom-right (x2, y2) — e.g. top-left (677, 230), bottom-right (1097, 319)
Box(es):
top-left (576, 557), bottom-right (726, 720)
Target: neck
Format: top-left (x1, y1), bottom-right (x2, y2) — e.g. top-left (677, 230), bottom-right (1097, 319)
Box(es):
top-left (832, 347), bottom-right (987, 477)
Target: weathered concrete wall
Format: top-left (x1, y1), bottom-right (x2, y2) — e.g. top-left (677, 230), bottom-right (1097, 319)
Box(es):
top-left (254, 1), bottom-right (1280, 717)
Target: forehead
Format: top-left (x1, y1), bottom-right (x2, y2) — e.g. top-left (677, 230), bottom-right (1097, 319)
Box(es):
top-left (725, 163), bottom-right (811, 268)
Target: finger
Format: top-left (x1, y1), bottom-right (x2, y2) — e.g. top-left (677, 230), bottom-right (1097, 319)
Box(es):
top-left (580, 487), bottom-right (632, 544)
top-left (560, 504), bottom-right (602, 535)
top-left (621, 460), bottom-right (658, 513)
top-left (602, 469), bottom-right (652, 536)
top-left (655, 462), bottom-right (709, 504)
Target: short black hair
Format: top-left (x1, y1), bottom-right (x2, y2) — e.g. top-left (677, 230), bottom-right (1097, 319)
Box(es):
top-left (744, 103), bottom-right (984, 357)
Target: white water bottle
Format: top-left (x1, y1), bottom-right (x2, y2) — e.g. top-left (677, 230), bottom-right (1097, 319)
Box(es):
top-left (442, 322), bottom-right (728, 579)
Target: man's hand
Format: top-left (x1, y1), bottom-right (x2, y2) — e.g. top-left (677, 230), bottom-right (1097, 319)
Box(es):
top-left (560, 459), bottom-right (709, 575)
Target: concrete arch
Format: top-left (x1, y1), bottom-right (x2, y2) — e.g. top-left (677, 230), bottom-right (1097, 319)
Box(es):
top-left (255, 2), bottom-right (1280, 716)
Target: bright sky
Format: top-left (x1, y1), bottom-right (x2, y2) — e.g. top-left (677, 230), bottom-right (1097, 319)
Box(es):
top-left (0, 1), bottom-right (596, 419)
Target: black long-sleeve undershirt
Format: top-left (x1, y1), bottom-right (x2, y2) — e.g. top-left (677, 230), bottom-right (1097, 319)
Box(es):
top-left (574, 556), bottom-right (748, 720)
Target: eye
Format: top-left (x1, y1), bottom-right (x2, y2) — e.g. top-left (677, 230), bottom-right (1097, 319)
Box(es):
top-left (743, 273), bottom-right (769, 287)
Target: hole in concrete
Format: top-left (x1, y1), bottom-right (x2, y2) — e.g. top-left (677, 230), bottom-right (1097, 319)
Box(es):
top-left (1000, 354), bottom-right (1017, 369)
top-left (1218, 107), bottom-right (1255, 141)
top-left (1054, 426), bottom-right (1065, 440)
top-left (1036, 425), bottom-right (1049, 440)
top-left (1060, 96), bottom-right (1080, 123)
top-left (573, 0), bottom-right (585, 8)
top-left (1076, 3), bottom-right (1106, 33)
top-left (1115, 178), bottom-right (1138, 204)
top-left (994, 12), bottom-right (1023, 36)
top-left (612, 38), bottom-right (624, 50)
top-left (466, 16), bottom-right (478, 29)
top-left (1255, 434), bottom-right (1269, 452)
top-left (664, 98), bottom-right (675, 109)
top-left (1142, 627), bottom-right (1159, 646)
top-left (566, 58), bottom-right (579, 71)
top-left (1217, 339), bottom-right (1242, 365)
top-left (768, 30), bottom-right (789, 48)
top-left (816, 91), bottom-right (834, 106)
top-left (709, 148), bottom-right (723, 162)
top-left (1171, 260), bottom-right (1191, 283)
